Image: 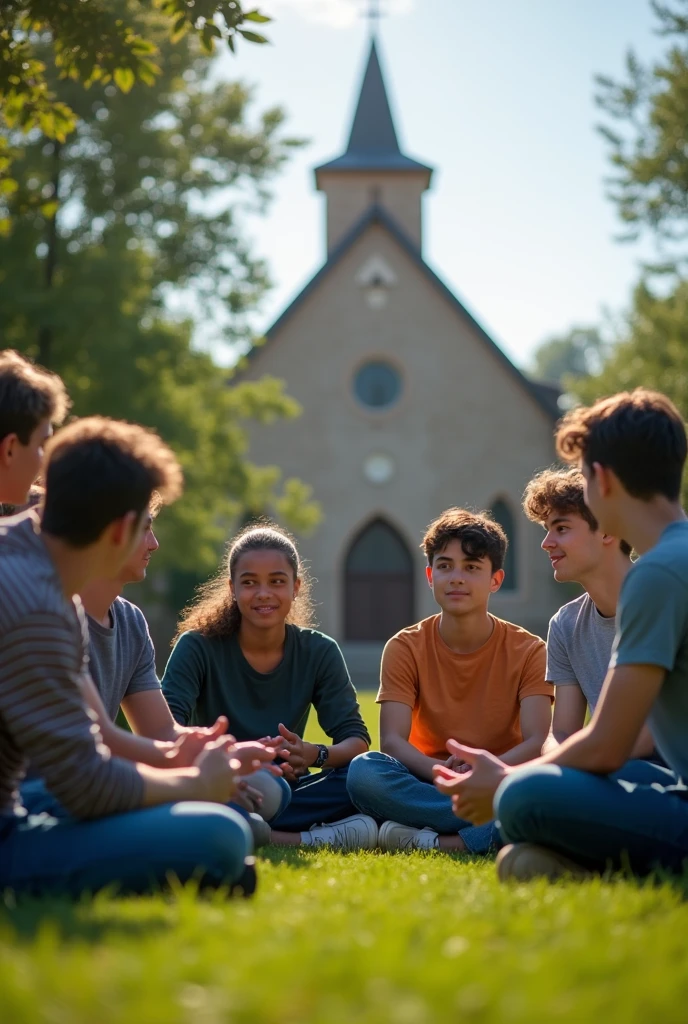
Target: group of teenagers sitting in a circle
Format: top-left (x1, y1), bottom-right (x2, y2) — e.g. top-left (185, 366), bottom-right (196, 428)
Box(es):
top-left (1, 347), bottom-right (688, 898)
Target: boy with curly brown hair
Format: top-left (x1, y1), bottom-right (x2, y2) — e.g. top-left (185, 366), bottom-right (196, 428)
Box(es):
top-left (522, 467), bottom-right (660, 759)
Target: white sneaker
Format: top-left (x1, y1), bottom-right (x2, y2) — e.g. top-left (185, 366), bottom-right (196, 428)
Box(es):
top-left (379, 820), bottom-right (439, 852)
top-left (300, 814), bottom-right (379, 851)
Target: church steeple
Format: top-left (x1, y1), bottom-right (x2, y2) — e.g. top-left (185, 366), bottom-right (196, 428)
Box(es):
top-left (315, 38), bottom-right (433, 253)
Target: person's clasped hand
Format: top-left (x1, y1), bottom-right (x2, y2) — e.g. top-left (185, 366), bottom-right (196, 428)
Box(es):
top-left (232, 780), bottom-right (264, 814)
top-left (433, 738), bottom-right (510, 824)
top-left (163, 717), bottom-right (229, 768)
top-left (260, 723), bottom-right (321, 783)
top-left (192, 735), bottom-right (290, 804)
top-left (224, 736), bottom-right (290, 776)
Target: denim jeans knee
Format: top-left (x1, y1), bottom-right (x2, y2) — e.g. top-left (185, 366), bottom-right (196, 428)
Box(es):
top-left (495, 765), bottom-right (573, 845)
top-left (346, 751), bottom-right (391, 807)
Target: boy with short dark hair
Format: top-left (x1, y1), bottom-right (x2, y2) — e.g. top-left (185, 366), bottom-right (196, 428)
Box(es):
top-left (0, 416), bottom-right (281, 896)
top-left (435, 389), bottom-right (688, 880)
top-left (347, 508), bottom-right (553, 853)
top-left (0, 349), bottom-right (69, 505)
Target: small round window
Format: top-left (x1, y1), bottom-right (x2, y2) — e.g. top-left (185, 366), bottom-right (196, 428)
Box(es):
top-left (353, 361), bottom-right (402, 410)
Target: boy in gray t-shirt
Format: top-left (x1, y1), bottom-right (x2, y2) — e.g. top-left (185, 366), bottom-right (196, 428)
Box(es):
top-left (436, 390), bottom-right (688, 881)
top-left (87, 596), bottom-right (160, 721)
top-left (522, 467), bottom-right (658, 762)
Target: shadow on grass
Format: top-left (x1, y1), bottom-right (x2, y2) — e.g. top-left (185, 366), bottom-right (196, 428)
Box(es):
top-left (0, 895), bottom-right (171, 943)
top-left (258, 845), bottom-right (319, 868)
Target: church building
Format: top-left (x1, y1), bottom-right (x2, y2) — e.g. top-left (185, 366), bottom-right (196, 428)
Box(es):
top-left (241, 36), bottom-right (564, 686)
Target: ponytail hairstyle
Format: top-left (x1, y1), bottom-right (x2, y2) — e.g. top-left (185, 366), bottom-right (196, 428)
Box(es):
top-left (173, 520), bottom-right (315, 642)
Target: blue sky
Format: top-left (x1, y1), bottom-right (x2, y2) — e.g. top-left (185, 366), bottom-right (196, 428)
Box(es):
top-left (211, 0), bottom-right (664, 369)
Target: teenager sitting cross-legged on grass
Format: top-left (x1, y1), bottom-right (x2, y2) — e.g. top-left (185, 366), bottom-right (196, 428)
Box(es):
top-left (434, 389), bottom-right (688, 881)
top-left (347, 509), bottom-right (553, 854)
top-left (162, 524), bottom-right (375, 851)
top-left (522, 466), bottom-right (669, 783)
top-left (19, 497), bottom-right (271, 846)
top-left (0, 417), bottom-right (283, 897)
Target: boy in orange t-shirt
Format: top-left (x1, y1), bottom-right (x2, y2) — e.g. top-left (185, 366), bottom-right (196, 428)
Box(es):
top-left (347, 508), bottom-right (553, 853)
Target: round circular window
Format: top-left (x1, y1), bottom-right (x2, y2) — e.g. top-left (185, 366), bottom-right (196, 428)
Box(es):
top-left (353, 360), bottom-right (402, 410)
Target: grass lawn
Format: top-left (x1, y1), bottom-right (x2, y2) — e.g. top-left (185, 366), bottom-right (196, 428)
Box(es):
top-left (3, 695), bottom-right (688, 1023)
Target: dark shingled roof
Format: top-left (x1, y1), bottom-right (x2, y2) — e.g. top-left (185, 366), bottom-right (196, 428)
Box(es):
top-left (241, 203), bottom-right (560, 422)
top-left (315, 39), bottom-right (433, 176)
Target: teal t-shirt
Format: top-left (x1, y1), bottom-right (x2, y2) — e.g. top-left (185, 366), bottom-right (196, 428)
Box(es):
top-left (611, 519), bottom-right (688, 778)
top-left (161, 625), bottom-right (370, 746)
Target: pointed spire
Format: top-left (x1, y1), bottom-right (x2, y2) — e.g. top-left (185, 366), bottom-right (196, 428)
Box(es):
top-left (346, 39), bottom-right (399, 158)
top-left (315, 38), bottom-right (432, 175)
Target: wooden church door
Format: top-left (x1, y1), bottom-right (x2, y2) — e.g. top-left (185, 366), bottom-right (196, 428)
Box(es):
top-left (344, 519), bottom-right (414, 642)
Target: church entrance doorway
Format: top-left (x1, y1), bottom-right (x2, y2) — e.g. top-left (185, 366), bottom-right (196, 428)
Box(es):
top-left (344, 519), bottom-right (414, 642)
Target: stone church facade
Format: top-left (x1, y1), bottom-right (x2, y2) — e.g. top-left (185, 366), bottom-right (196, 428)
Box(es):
top-left (241, 38), bottom-right (564, 686)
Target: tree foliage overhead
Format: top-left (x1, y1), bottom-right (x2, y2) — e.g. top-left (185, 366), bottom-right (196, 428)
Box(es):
top-left (0, 2), bottom-right (321, 581)
top-left (596, 0), bottom-right (688, 274)
top-left (572, 0), bottom-right (688, 508)
top-left (0, 0), bottom-right (270, 183)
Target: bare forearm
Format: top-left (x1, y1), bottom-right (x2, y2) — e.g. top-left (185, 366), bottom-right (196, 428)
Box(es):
top-left (99, 717), bottom-right (173, 768)
top-left (630, 723), bottom-right (656, 760)
top-left (381, 734), bottom-right (438, 781)
top-left (137, 762), bottom-right (236, 806)
top-left (500, 734), bottom-right (549, 767)
top-left (513, 723), bottom-right (626, 776)
top-left (542, 731), bottom-right (562, 754)
top-left (138, 764), bottom-right (202, 806)
top-left (79, 675), bottom-right (174, 768)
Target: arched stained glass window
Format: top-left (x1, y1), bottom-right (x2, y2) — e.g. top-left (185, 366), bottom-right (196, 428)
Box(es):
top-left (491, 498), bottom-right (517, 592)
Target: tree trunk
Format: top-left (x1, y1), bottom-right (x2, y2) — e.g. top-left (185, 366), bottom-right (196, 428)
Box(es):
top-left (37, 140), bottom-right (61, 367)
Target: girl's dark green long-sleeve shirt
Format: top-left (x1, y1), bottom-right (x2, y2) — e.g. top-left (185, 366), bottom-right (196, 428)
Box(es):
top-left (161, 625), bottom-right (371, 745)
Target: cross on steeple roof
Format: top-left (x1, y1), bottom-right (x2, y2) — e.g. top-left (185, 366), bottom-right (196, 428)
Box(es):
top-left (366, 0), bottom-right (382, 31)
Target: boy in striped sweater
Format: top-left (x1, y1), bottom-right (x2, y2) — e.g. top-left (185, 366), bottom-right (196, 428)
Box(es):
top-left (0, 357), bottom-right (280, 895)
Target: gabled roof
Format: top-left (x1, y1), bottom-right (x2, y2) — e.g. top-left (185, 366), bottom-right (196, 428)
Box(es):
top-left (242, 204), bottom-right (561, 422)
top-left (314, 39), bottom-right (433, 176)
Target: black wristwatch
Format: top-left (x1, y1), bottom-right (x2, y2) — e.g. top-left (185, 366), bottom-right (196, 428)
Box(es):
top-left (312, 743), bottom-right (329, 769)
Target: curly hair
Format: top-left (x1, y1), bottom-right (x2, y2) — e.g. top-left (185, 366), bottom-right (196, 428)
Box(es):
top-left (174, 521), bottom-right (316, 642)
top-left (421, 507), bottom-right (507, 572)
top-left (523, 467), bottom-right (632, 557)
top-left (556, 389), bottom-right (687, 502)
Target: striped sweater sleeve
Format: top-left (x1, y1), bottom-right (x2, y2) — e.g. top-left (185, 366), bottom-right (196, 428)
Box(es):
top-left (0, 613), bottom-right (144, 819)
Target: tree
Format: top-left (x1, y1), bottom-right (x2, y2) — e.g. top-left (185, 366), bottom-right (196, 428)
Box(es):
top-left (573, 280), bottom-right (688, 413)
top-left (570, 1), bottom-right (688, 506)
top-left (0, 3), bottom-right (321, 587)
top-left (531, 326), bottom-right (607, 387)
top-left (0, 0), bottom-right (271, 219)
top-left (596, 0), bottom-right (688, 275)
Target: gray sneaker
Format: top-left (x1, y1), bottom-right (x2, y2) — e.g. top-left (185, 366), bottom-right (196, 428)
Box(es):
top-left (496, 843), bottom-right (593, 883)
top-left (378, 820), bottom-right (439, 852)
top-left (301, 814), bottom-right (379, 851)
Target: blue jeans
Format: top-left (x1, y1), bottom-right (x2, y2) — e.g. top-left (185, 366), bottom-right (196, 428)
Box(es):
top-left (21, 775), bottom-right (286, 843)
top-left (347, 751), bottom-right (499, 854)
top-left (5, 787), bottom-right (253, 897)
top-left (270, 766), bottom-right (357, 832)
top-left (495, 760), bottom-right (688, 875)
